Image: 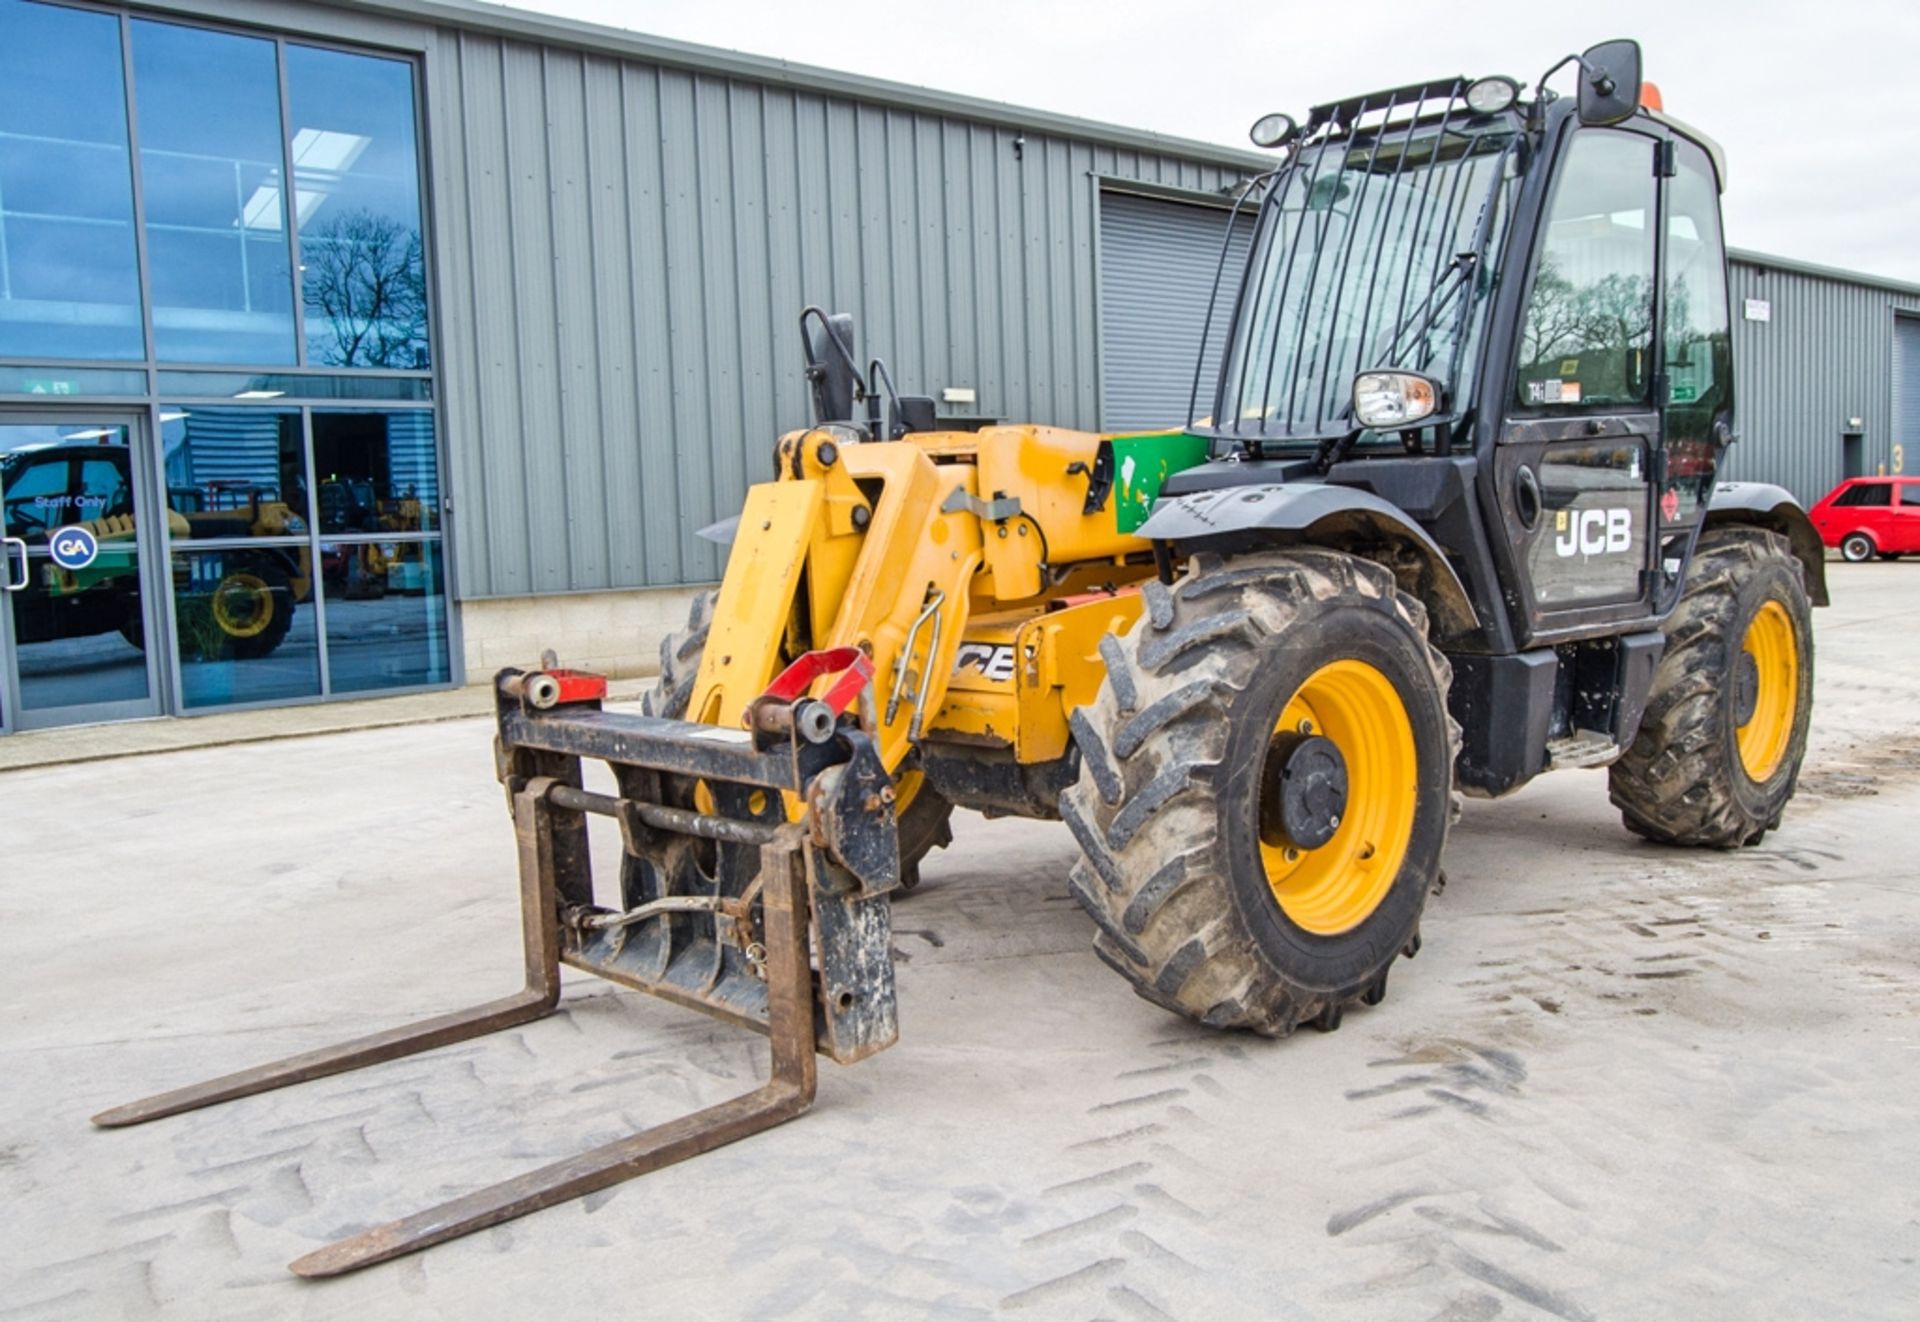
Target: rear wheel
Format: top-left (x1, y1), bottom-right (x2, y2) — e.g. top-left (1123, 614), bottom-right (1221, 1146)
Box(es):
top-left (1062, 550), bottom-right (1456, 1036)
top-left (1840, 532), bottom-right (1875, 563)
top-left (641, 591), bottom-right (953, 889)
top-left (1609, 529), bottom-right (1814, 847)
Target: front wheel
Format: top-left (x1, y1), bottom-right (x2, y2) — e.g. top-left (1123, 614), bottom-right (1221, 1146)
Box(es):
top-left (1061, 550), bottom-right (1457, 1036)
top-left (1840, 532), bottom-right (1876, 563)
top-left (1609, 529), bottom-right (1814, 847)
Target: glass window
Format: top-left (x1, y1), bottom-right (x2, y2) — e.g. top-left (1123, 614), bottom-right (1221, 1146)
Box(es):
top-left (131, 19), bottom-right (296, 365)
top-left (1664, 145), bottom-right (1730, 419)
top-left (1661, 139), bottom-right (1731, 521)
top-left (155, 370), bottom-right (430, 401)
top-left (1218, 128), bottom-right (1516, 439)
top-left (1901, 484), bottom-right (1920, 507)
top-left (1515, 131), bottom-right (1657, 409)
top-left (286, 46), bottom-right (430, 368)
top-left (173, 545), bottom-right (321, 708)
top-left (160, 407), bottom-right (309, 535)
top-left (2, 451), bottom-right (71, 537)
top-left (1, 423), bottom-right (132, 540)
top-left (0, 365), bottom-right (148, 397)
top-left (322, 540), bottom-right (449, 692)
top-left (76, 456), bottom-right (133, 520)
top-left (0, 0), bottom-right (144, 360)
top-left (312, 410), bottom-right (439, 533)
top-left (1836, 483), bottom-right (1891, 508)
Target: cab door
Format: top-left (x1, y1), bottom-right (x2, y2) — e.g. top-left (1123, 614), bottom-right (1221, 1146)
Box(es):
top-left (1493, 125), bottom-right (1662, 642)
top-left (1491, 122), bottom-right (1733, 641)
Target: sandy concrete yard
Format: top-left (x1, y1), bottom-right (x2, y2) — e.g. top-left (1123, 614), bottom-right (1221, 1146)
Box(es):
top-left (2, 562), bottom-right (1917, 1320)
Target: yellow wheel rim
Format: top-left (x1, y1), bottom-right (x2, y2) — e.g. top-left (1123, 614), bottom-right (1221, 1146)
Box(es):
top-left (1736, 599), bottom-right (1798, 783)
top-left (1260, 659), bottom-right (1419, 937)
top-left (212, 572), bottom-right (273, 639)
top-left (893, 767), bottom-right (925, 817)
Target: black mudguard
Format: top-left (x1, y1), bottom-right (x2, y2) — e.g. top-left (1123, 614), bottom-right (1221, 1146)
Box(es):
top-left (1138, 482), bottom-right (1479, 643)
top-left (1705, 482), bottom-right (1829, 607)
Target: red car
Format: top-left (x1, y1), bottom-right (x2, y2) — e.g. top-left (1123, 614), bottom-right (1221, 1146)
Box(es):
top-left (1809, 476), bottom-right (1920, 561)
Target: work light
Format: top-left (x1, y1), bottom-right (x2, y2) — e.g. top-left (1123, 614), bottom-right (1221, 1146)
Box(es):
top-left (1464, 76), bottom-right (1519, 115)
top-left (1249, 112), bottom-right (1298, 149)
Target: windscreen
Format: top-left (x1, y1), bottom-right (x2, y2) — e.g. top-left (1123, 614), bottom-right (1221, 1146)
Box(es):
top-left (1211, 124), bottom-right (1517, 444)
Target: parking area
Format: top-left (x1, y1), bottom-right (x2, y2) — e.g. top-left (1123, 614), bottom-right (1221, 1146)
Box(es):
top-left (3, 562), bottom-right (1917, 1320)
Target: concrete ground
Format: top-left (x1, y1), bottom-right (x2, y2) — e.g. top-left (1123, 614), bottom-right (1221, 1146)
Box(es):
top-left (2, 562), bottom-right (1917, 1320)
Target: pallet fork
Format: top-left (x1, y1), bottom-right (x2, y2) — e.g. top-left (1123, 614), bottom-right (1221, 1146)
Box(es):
top-left (94, 654), bottom-right (903, 1277)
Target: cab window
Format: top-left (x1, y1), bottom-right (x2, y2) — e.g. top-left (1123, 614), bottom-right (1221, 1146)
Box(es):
top-left (1663, 141), bottom-right (1730, 423)
top-left (1900, 483), bottom-right (1920, 507)
top-left (1514, 130), bottom-right (1657, 409)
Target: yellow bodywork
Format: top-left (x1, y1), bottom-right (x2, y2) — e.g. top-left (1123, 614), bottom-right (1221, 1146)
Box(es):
top-left (687, 425), bottom-right (1159, 774)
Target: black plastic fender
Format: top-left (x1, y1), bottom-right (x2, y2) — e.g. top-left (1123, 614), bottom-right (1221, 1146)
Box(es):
top-left (1137, 482), bottom-right (1480, 644)
top-left (1704, 482), bottom-right (1829, 607)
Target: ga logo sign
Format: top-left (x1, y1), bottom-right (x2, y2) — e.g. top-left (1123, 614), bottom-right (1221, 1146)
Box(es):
top-left (49, 525), bottom-right (99, 571)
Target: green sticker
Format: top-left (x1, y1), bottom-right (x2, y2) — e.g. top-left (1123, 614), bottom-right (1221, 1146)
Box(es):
top-left (1107, 431), bottom-right (1213, 534)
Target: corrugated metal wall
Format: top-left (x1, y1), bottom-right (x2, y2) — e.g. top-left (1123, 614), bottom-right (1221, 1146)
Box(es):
top-left (1728, 257), bottom-right (1920, 505)
top-left (422, 28), bottom-right (1248, 598)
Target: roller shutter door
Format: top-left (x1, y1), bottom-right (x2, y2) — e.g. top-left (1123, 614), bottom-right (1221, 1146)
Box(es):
top-left (1896, 316), bottom-right (1920, 475)
top-left (1099, 190), bottom-right (1251, 432)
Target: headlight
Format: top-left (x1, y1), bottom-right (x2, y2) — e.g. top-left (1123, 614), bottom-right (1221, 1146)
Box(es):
top-left (1352, 372), bottom-right (1440, 429)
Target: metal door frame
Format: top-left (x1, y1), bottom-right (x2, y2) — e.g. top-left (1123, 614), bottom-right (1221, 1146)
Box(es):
top-left (0, 408), bottom-right (167, 732)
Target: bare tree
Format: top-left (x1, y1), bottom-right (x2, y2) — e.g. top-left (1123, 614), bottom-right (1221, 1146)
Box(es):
top-left (301, 209), bottom-right (428, 368)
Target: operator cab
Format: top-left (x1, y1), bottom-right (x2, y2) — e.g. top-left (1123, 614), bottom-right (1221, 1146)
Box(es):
top-left (1166, 39), bottom-right (1738, 656)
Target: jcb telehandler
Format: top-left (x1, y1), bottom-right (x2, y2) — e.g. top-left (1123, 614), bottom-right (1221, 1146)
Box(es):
top-left (98, 40), bottom-right (1824, 1276)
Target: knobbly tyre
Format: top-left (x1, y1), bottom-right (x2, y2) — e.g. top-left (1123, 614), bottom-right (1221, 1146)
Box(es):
top-left (98, 39), bottom-right (1823, 1275)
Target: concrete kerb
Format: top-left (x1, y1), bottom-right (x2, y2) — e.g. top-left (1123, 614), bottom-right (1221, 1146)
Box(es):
top-left (0, 673), bottom-right (657, 775)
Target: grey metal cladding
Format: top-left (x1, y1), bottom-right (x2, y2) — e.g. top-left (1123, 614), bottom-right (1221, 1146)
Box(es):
top-left (1727, 256), bottom-right (1920, 506)
top-left (425, 25), bottom-right (1247, 598)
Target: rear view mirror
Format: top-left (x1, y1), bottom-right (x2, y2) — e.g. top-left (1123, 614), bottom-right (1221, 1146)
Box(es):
top-left (801, 308), bottom-right (861, 425)
top-left (1577, 39), bottom-right (1643, 125)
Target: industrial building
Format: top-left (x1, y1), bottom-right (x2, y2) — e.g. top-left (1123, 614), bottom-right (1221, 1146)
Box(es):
top-left (1, 0), bottom-right (1913, 733)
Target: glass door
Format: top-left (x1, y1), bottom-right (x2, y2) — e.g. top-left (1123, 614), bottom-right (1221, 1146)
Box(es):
top-left (0, 417), bottom-right (164, 730)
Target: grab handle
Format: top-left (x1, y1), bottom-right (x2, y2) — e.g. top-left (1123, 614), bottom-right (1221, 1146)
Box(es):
top-left (3, 537), bottom-right (28, 591)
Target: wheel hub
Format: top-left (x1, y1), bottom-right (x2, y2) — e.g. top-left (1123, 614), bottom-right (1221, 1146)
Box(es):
top-left (1260, 733), bottom-right (1349, 851)
top-left (1732, 650), bottom-right (1760, 726)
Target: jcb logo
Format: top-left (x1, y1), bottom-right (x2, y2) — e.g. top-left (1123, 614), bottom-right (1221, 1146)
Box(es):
top-left (952, 642), bottom-right (1016, 682)
top-left (1554, 508), bottom-right (1632, 558)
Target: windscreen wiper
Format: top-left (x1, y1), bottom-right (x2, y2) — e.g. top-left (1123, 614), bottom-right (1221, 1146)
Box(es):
top-left (1366, 251), bottom-right (1477, 371)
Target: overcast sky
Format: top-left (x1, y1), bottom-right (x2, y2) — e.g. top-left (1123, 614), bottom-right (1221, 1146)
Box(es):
top-left (510, 0), bottom-right (1920, 283)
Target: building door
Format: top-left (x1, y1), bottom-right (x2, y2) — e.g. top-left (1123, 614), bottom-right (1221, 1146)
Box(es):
top-left (1897, 316), bottom-right (1920, 479)
top-left (1098, 190), bottom-right (1253, 432)
top-left (0, 417), bottom-right (165, 732)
